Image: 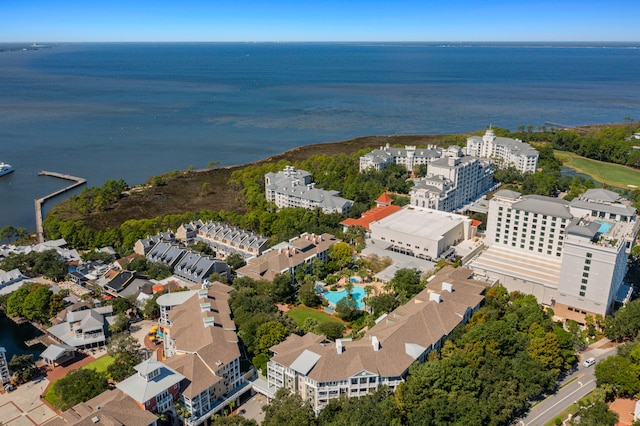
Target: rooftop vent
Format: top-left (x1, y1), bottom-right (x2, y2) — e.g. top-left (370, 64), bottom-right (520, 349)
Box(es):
top-left (442, 282), bottom-right (453, 293)
top-left (429, 293), bottom-right (442, 303)
top-left (371, 336), bottom-right (380, 351)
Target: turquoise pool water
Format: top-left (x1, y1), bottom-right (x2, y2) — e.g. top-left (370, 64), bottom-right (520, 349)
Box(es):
top-left (597, 221), bottom-right (612, 233)
top-left (349, 276), bottom-right (361, 283)
top-left (323, 286), bottom-right (366, 309)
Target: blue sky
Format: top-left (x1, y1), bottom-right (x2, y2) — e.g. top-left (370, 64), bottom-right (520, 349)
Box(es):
top-left (1, 0), bottom-right (638, 42)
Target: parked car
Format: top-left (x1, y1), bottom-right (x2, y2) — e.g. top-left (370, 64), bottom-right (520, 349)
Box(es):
top-left (583, 357), bottom-right (596, 367)
top-left (4, 383), bottom-right (15, 392)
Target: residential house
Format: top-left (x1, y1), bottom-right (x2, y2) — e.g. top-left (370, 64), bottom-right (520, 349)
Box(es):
top-left (116, 359), bottom-right (185, 415)
top-left (173, 251), bottom-right (230, 285)
top-left (47, 305), bottom-right (115, 349)
top-left (42, 388), bottom-right (158, 426)
top-left (196, 221), bottom-right (268, 259)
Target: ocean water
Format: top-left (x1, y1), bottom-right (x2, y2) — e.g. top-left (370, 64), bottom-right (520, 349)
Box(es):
top-left (1, 42), bottom-right (639, 232)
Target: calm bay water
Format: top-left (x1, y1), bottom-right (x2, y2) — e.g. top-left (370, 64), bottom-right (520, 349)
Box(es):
top-left (1, 42), bottom-right (639, 231)
top-left (0, 315), bottom-right (45, 360)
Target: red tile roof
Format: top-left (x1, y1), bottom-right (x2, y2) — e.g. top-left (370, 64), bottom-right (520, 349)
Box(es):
top-left (340, 205), bottom-right (402, 231)
top-left (471, 219), bottom-right (482, 227)
top-left (375, 193), bottom-right (394, 205)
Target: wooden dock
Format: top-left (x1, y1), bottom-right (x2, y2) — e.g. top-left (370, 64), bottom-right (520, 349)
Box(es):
top-left (35, 171), bottom-right (87, 243)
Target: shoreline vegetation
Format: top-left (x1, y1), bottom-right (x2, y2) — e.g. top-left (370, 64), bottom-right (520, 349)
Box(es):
top-left (41, 123), bottom-right (640, 253)
top-left (46, 134), bottom-right (449, 230)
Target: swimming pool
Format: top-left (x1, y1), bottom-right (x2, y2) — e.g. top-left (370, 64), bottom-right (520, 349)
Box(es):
top-left (349, 276), bottom-right (361, 283)
top-left (323, 286), bottom-right (366, 309)
top-left (597, 221), bottom-right (612, 233)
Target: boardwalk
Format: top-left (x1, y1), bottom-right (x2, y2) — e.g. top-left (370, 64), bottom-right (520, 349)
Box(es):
top-left (35, 171), bottom-right (86, 244)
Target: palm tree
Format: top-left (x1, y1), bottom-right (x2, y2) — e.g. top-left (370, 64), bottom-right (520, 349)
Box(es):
top-left (344, 282), bottom-right (354, 300)
top-left (363, 285), bottom-right (373, 312)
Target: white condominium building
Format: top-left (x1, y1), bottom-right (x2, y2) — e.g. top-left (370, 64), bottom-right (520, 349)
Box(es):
top-left (265, 166), bottom-right (353, 215)
top-left (359, 143), bottom-right (442, 171)
top-left (466, 129), bottom-right (539, 173)
top-left (410, 148), bottom-right (494, 212)
top-left (470, 188), bottom-right (638, 322)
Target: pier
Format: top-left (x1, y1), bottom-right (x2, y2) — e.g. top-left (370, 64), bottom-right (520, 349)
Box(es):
top-left (35, 171), bottom-right (86, 244)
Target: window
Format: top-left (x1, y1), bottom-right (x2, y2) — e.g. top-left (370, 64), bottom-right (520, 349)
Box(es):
top-left (582, 279), bottom-right (588, 284)
top-left (584, 266), bottom-right (590, 271)
top-left (585, 259), bottom-right (591, 265)
top-left (579, 291), bottom-right (585, 297)
top-left (582, 272), bottom-right (589, 278)
top-left (580, 285), bottom-right (587, 290)
top-left (586, 253), bottom-right (592, 258)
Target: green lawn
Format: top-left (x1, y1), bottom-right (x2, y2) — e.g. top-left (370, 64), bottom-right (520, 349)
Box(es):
top-left (287, 306), bottom-right (345, 327)
top-left (555, 150), bottom-right (640, 189)
top-left (44, 355), bottom-right (115, 408)
top-left (83, 354), bottom-right (114, 374)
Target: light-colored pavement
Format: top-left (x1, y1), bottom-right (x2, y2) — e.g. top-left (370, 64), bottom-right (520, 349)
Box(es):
top-left (238, 393), bottom-right (266, 425)
top-left (519, 341), bottom-right (618, 426)
top-left (0, 378), bottom-right (57, 425)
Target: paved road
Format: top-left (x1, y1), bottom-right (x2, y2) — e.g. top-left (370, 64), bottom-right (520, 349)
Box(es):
top-left (519, 345), bottom-right (617, 426)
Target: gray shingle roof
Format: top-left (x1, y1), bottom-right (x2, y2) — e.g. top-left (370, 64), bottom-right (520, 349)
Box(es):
top-left (512, 195), bottom-right (573, 219)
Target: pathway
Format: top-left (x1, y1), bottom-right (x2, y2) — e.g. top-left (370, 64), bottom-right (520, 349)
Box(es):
top-left (0, 378), bottom-right (56, 425)
top-left (34, 171), bottom-right (86, 243)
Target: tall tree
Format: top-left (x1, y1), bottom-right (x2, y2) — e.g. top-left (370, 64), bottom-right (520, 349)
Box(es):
top-left (262, 388), bottom-right (317, 426)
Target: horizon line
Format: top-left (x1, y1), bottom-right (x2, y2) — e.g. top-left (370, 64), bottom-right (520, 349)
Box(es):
top-left (3, 40), bottom-right (640, 44)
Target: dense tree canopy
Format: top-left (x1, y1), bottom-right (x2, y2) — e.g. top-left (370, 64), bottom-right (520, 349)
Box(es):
top-left (262, 388), bottom-right (317, 426)
top-left (0, 250), bottom-right (67, 280)
top-left (8, 354), bottom-right (38, 384)
top-left (5, 282), bottom-right (55, 323)
top-left (107, 333), bottom-right (141, 382)
top-left (604, 298), bottom-right (640, 341)
top-left (387, 268), bottom-right (423, 303)
top-left (54, 368), bottom-right (109, 411)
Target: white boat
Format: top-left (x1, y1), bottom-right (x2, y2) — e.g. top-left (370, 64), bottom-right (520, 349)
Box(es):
top-left (0, 162), bottom-right (15, 177)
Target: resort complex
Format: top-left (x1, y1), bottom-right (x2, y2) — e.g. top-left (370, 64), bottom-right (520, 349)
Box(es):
top-left (266, 267), bottom-right (489, 413)
top-left (2, 123), bottom-right (640, 426)
top-left (470, 188), bottom-right (638, 322)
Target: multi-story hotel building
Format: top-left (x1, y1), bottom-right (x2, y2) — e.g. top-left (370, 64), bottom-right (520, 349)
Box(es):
top-left (470, 188), bottom-right (638, 322)
top-left (410, 148), bottom-right (494, 212)
top-left (466, 129), bottom-right (539, 173)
